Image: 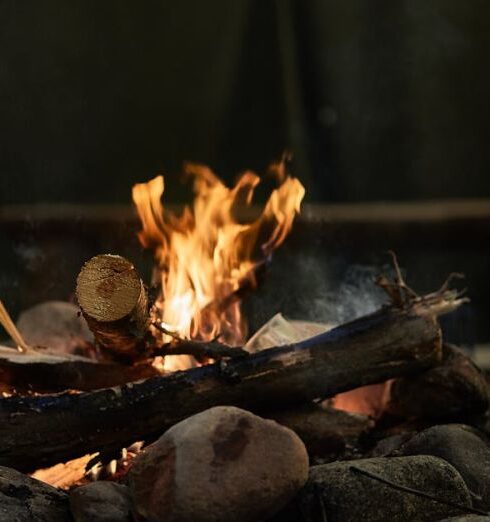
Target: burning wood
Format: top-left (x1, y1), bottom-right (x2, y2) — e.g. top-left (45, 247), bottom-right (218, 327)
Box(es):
top-left (266, 404), bottom-right (374, 461)
top-left (2, 164), bottom-right (487, 521)
top-left (0, 297), bottom-right (157, 392)
top-left (387, 343), bottom-right (489, 420)
top-left (0, 346), bottom-right (157, 392)
top-left (0, 293), bottom-right (447, 470)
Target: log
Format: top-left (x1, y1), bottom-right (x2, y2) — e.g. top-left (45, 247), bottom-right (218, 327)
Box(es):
top-left (76, 254), bottom-right (150, 362)
top-left (387, 344), bottom-right (489, 420)
top-left (0, 305), bottom-right (443, 471)
top-left (0, 346), bottom-right (158, 392)
top-left (266, 404), bottom-right (374, 461)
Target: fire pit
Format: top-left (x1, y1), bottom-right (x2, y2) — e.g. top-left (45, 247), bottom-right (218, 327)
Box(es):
top-left (0, 164), bottom-right (489, 522)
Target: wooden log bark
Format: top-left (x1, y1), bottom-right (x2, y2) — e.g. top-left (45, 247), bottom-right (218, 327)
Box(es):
top-left (266, 404), bottom-right (374, 460)
top-left (76, 254), bottom-right (150, 362)
top-left (0, 306), bottom-right (442, 471)
top-left (0, 346), bottom-right (158, 392)
top-left (387, 343), bottom-right (489, 420)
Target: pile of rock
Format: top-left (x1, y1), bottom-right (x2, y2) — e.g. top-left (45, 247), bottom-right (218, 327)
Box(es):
top-left (4, 407), bottom-right (490, 521)
top-left (2, 406), bottom-right (308, 521)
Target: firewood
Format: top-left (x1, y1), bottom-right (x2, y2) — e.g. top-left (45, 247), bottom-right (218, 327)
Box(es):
top-left (387, 344), bottom-right (489, 420)
top-left (0, 300), bottom-right (447, 471)
top-left (0, 346), bottom-right (158, 392)
top-left (266, 404), bottom-right (374, 461)
top-left (76, 254), bottom-right (150, 362)
top-left (0, 299), bottom-right (30, 352)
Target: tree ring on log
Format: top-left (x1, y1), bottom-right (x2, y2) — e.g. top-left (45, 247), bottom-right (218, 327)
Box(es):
top-left (76, 254), bottom-right (150, 362)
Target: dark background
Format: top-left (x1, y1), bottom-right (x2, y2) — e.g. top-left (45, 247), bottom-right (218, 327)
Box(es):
top-left (0, 1), bottom-right (489, 346)
top-left (1, 0), bottom-right (490, 204)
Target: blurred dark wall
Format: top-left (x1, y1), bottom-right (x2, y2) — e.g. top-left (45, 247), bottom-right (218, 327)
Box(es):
top-left (0, 0), bottom-right (489, 204)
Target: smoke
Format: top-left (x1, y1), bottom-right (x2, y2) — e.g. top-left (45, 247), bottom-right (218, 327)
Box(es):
top-left (13, 242), bottom-right (46, 272)
top-left (284, 257), bottom-right (388, 325)
top-left (245, 252), bottom-right (391, 332)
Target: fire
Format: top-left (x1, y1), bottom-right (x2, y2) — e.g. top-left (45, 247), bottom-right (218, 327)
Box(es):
top-left (132, 162), bottom-right (304, 369)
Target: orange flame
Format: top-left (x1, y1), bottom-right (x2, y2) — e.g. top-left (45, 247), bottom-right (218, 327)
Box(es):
top-left (132, 163), bottom-right (305, 367)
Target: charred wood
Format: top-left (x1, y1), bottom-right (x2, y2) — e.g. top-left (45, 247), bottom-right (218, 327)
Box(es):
top-left (0, 346), bottom-right (158, 392)
top-left (0, 305), bottom-right (443, 471)
top-left (266, 404), bottom-right (374, 461)
top-left (387, 344), bottom-right (489, 421)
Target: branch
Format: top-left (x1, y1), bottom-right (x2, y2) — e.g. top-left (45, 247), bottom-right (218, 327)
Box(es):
top-left (0, 304), bottom-right (442, 470)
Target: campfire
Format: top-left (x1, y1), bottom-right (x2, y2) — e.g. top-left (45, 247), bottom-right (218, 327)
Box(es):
top-left (0, 164), bottom-right (489, 522)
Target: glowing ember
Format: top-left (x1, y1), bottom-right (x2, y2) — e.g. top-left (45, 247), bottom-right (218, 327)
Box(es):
top-left (132, 163), bottom-right (304, 369)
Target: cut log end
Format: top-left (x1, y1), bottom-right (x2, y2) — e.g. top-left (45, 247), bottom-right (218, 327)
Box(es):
top-left (76, 254), bottom-right (150, 361)
top-left (76, 254), bottom-right (143, 322)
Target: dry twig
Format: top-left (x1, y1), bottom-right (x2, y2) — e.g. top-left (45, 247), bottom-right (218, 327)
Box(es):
top-left (376, 251), bottom-right (469, 316)
top-left (0, 300), bottom-right (29, 352)
top-left (151, 322), bottom-right (248, 362)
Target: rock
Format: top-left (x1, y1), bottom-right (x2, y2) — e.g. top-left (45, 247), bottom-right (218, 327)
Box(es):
top-left (267, 404), bottom-right (373, 461)
top-left (271, 456), bottom-right (472, 522)
top-left (388, 344), bottom-right (489, 420)
top-left (128, 406), bottom-right (309, 522)
top-left (16, 301), bottom-right (92, 355)
top-left (398, 424), bottom-right (490, 510)
top-left (69, 481), bottom-right (132, 522)
top-left (439, 515), bottom-right (490, 522)
top-left (370, 432), bottom-right (416, 457)
top-left (0, 465), bottom-right (71, 521)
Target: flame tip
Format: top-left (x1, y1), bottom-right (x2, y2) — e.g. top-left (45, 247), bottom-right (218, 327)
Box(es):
top-left (132, 164), bottom-right (305, 370)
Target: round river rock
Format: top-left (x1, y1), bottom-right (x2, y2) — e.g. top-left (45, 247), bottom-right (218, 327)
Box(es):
top-left (128, 406), bottom-right (309, 522)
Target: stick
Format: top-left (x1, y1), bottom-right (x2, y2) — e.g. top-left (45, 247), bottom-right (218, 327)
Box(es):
top-left (0, 300), bottom-right (29, 352)
top-left (0, 346), bottom-right (159, 392)
top-left (376, 251), bottom-right (469, 315)
top-left (152, 339), bottom-right (249, 362)
top-left (0, 301), bottom-right (446, 471)
top-left (151, 323), bottom-right (248, 362)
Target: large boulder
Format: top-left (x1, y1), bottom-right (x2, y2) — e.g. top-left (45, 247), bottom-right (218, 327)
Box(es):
top-left (398, 424), bottom-right (490, 510)
top-left (0, 465), bottom-right (71, 522)
top-left (271, 456), bottom-right (472, 522)
top-left (69, 481), bottom-right (132, 522)
top-left (439, 515), bottom-right (490, 522)
top-left (128, 406), bottom-right (309, 522)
